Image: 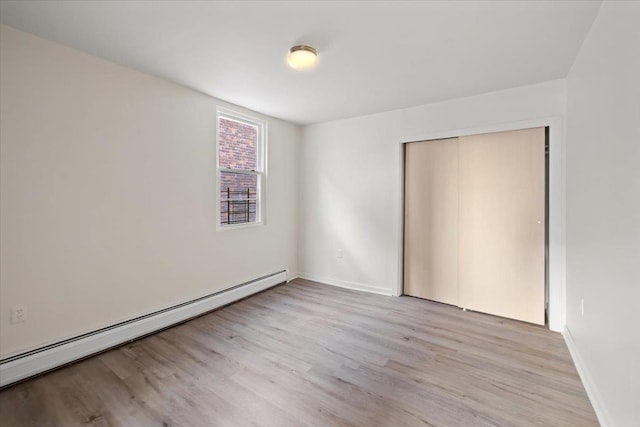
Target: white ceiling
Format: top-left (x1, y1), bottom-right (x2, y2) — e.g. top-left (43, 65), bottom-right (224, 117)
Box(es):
top-left (0, 1), bottom-right (601, 125)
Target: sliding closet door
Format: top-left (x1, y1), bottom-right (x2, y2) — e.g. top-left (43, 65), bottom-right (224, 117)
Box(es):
top-left (458, 128), bottom-right (545, 325)
top-left (404, 138), bottom-right (459, 305)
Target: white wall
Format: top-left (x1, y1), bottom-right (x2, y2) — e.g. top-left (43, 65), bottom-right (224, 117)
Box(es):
top-left (565, 2), bottom-right (640, 426)
top-left (0, 25), bottom-right (300, 358)
top-left (300, 79), bottom-right (567, 322)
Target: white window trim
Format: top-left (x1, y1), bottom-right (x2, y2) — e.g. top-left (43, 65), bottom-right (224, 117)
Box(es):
top-left (215, 107), bottom-right (267, 230)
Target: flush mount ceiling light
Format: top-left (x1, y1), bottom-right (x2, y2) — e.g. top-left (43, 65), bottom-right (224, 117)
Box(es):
top-left (287, 45), bottom-right (318, 70)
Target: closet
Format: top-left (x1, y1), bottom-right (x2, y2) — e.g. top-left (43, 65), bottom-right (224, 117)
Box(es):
top-left (404, 127), bottom-right (546, 325)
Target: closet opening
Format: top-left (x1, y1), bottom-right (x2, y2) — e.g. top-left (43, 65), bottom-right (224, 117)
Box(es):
top-left (403, 126), bottom-right (550, 327)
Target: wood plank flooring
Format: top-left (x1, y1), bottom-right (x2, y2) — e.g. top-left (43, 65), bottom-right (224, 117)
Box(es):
top-left (0, 279), bottom-right (598, 426)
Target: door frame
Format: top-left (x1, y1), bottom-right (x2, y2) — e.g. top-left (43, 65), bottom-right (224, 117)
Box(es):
top-left (395, 117), bottom-right (566, 332)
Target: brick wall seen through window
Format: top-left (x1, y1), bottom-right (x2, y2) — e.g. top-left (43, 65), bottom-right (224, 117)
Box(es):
top-left (218, 116), bottom-right (260, 225)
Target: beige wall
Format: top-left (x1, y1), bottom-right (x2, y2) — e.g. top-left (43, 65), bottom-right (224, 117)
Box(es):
top-left (0, 25), bottom-right (300, 357)
top-left (565, 2), bottom-right (640, 425)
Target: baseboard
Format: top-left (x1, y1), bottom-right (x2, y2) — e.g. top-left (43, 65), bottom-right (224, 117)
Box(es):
top-left (0, 270), bottom-right (287, 388)
top-left (285, 269), bottom-right (299, 282)
top-left (563, 326), bottom-right (612, 427)
top-left (297, 273), bottom-right (393, 296)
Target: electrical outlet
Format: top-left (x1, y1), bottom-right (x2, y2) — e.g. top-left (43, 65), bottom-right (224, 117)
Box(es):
top-left (10, 306), bottom-right (26, 324)
top-left (581, 299), bottom-right (584, 316)
top-left (337, 248), bottom-right (343, 259)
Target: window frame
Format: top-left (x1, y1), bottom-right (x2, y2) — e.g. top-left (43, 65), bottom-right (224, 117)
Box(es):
top-left (215, 107), bottom-right (267, 230)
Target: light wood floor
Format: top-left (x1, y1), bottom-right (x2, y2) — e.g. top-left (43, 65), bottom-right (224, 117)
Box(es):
top-left (0, 279), bottom-right (598, 427)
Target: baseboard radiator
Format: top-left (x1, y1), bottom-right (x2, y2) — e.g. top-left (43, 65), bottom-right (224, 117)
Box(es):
top-left (0, 270), bottom-right (287, 388)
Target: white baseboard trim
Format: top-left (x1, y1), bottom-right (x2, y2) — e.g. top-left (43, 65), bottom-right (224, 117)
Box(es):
top-left (563, 326), bottom-right (612, 427)
top-left (297, 273), bottom-right (393, 296)
top-left (0, 270), bottom-right (287, 388)
top-left (285, 269), bottom-right (299, 282)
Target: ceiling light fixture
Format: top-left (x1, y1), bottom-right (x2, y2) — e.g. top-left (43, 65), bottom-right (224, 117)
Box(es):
top-left (287, 45), bottom-right (318, 70)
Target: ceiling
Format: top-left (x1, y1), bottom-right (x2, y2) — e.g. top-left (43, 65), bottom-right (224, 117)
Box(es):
top-left (0, 1), bottom-right (601, 125)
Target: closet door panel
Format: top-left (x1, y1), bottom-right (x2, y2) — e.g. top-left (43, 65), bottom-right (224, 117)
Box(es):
top-left (404, 138), bottom-right (459, 305)
top-left (458, 128), bottom-right (545, 325)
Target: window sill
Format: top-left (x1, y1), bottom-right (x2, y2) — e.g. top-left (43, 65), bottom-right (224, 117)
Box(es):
top-left (217, 221), bottom-right (264, 232)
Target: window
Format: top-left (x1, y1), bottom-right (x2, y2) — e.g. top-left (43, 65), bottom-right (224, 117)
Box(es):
top-left (216, 108), bottom-right (266, 228)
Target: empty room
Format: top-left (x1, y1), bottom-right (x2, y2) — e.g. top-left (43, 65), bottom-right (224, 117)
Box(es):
top-left (0, 1), bottom-right (638, 426)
